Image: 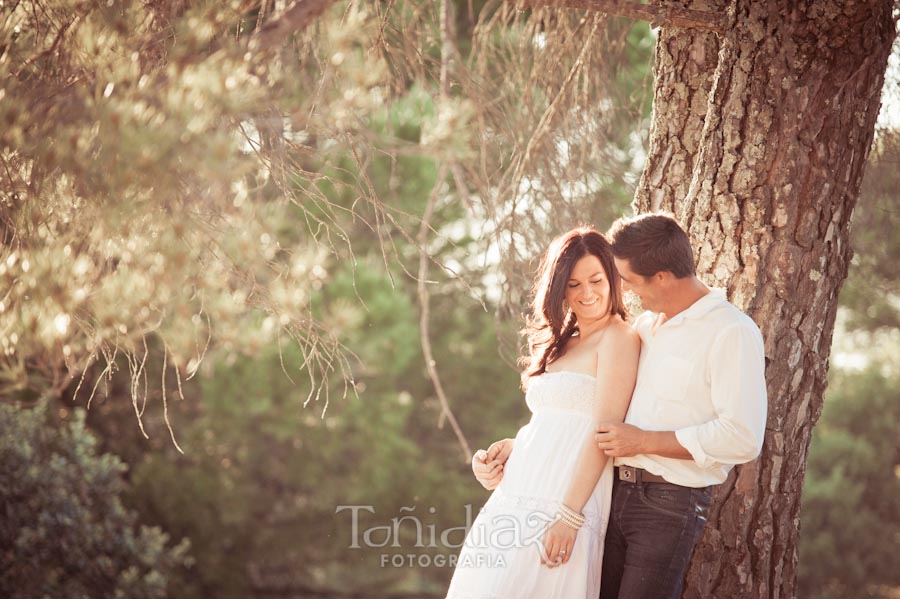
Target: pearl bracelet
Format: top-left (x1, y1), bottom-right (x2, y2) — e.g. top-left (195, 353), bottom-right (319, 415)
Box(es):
top-left (556, 503), bottom-right (585, 530)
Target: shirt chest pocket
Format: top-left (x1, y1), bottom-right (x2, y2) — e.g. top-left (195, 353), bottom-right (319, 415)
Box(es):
top-left (648, 354), bottom-right (694, 404)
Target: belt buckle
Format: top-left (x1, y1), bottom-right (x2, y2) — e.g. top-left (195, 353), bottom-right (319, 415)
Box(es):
top-left (620, 465), bottom-right (638, 483)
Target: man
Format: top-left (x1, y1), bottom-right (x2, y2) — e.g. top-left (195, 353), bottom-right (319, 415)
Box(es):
top-left (472, 213), bottom-right (767, 599)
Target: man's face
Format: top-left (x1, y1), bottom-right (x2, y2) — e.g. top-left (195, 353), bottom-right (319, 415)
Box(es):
top-left (614, 257), bottom-right (662, 312)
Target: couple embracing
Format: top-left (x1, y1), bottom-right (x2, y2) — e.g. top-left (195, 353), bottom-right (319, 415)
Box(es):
top-left (445, 213), bottom-right (768, 599)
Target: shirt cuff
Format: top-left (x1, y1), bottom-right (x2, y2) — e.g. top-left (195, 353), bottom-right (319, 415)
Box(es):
top-left (674, 427), bottom-right (720, 470)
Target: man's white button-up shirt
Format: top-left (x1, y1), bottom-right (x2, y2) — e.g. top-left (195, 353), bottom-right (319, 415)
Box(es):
top-left (616, 288), bottom-right (768, 487)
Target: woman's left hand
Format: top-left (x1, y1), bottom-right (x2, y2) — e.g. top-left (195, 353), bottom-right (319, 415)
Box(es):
top-left (539, 519), bottom-right (577, 568)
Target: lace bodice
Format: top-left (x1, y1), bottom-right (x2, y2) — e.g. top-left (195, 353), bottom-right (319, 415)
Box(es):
top-left (525, 371), bottom-right (596, 414)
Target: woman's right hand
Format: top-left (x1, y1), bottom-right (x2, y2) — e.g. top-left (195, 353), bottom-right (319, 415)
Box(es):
top-left (472, 438), bottom-right (514, 490)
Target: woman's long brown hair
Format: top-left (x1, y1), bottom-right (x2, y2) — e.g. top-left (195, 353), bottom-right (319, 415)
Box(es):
top-left (519, 227), bottom-right (627, 389)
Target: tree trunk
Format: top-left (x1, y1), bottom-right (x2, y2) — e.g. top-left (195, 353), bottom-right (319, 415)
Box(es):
top-left (633, 0), bottom-right (723, 214)
top-left (634, 1), bottom-right (897, 597)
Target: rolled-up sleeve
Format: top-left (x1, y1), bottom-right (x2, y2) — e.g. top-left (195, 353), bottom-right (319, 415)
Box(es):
top-left (674, 322), bottom-right (767, 469)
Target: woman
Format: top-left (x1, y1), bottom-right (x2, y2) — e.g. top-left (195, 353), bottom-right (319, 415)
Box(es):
top-left (445, 227), bottom-right (640, 599)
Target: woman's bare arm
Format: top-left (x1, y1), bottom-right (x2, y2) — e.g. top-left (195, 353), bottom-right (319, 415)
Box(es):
top-left (561, 323), bottom-right (641, 513)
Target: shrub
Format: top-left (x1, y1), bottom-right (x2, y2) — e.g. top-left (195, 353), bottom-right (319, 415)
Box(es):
top-left (0, 401), bottom-right (192, 599)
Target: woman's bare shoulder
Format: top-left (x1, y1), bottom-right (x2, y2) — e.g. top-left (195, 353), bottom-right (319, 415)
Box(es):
top-left (598, 317), bottom-right (640, 351)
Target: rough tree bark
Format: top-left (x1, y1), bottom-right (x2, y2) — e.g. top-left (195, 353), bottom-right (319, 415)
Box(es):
top-left (633, 0), bottom-right (724, 213)
top-left (633, 1), bottom-right (897, 597)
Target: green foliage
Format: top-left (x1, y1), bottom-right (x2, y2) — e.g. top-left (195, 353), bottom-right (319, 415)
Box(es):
top-left (120, 272), bottom-right (522, 596)
top-left (798, 365), bottom-right (900, 599)
top-left (89, 130), bottom-right (531, 595)
top-left (0, 402), bottom-right (192, 599)
top-left (0, 0), bottom-right (405, 405)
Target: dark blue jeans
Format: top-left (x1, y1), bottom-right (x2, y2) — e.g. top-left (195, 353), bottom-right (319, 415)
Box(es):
top-left (599, 475), bottom-right (712, 599)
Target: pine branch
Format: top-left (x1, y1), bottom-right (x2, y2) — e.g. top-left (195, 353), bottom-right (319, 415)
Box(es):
top-left (249, 0), bottom-right (340, 53)
top-left (512, 0), bottom-right (727, 32)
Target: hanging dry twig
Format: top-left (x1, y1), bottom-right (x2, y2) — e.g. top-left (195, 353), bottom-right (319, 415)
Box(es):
top-left (416, 0), bottom-right (473, 462)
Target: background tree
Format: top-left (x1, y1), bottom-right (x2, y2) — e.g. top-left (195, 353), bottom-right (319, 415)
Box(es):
top-left (797, 365), bottom-right (900, 599)
top-left (0, 400), bottom-right (191, 598)
top-left (0, 0), bottom-right (398, 426)
top-left (834, 129), bottom-right (900, 333)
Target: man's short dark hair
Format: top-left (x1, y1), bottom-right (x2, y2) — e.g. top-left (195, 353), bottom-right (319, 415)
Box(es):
top-left (607, 213), bottom-right (696, 278)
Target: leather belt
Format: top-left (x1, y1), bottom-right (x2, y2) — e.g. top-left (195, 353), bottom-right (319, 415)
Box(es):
top-left (616, 465), bottom-right (669, 484)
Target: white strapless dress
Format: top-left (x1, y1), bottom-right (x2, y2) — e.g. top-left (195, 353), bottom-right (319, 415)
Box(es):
top-left (445, 371), bottom-right (613, 599)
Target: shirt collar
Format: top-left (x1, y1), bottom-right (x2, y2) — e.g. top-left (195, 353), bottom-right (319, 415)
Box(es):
top-left (660, 287), bottom-right (727, 328)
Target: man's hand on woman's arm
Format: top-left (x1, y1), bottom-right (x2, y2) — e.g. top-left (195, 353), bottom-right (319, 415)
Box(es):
top-left (471, 438), bottom-right (514, 490)
top-left (595, 424), bottom-right (692, 459)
